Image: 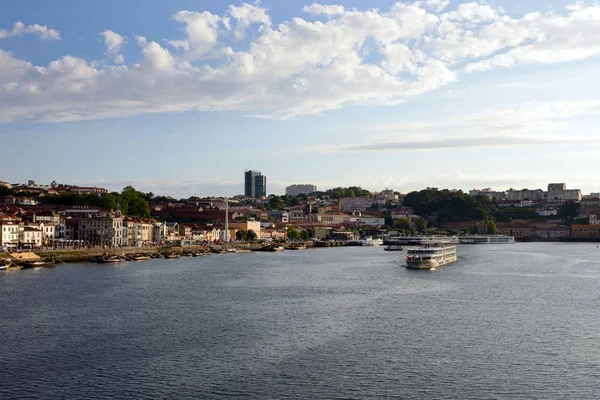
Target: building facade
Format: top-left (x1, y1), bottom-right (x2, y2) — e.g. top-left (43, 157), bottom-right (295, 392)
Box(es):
top-left (78, 215), bottom-right (124, 247)
top-left (285, 184), bottom-right (317, 196)
top-left (244, 170), bottom-right (267, 197)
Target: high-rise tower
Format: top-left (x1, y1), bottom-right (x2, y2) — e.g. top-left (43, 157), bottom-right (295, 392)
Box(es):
top-left (244, 170), bottom-right (267, 197)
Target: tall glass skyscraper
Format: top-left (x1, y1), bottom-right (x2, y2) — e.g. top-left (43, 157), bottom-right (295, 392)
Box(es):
top-left (244, 170), bottom-right (267, 197)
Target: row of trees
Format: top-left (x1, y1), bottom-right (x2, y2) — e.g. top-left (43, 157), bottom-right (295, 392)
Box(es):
top-left (39, 186), bottom-right (151, 218)
top-left (403, 188), bottom-right (495, 222)
top-left (326, 186), bottom-right (371, 199)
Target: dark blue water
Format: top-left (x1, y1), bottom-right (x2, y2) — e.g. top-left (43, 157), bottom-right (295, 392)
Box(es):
top-left (2, 243), bottom-right (600, 399)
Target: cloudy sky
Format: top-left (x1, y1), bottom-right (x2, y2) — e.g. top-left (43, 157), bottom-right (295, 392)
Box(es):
top-left (1, 0), bottom-right (599, 197)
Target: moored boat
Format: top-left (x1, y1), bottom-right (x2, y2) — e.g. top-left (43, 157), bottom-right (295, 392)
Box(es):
top-left (164, 253), bottom-right (181, 259)
top-left (406, 245), bottom-right (457, 270)
top-left (254, 244), bottom-right (285, 252)
top-left (459, 235), bottom-right (515, 244)
top-left (384, 244), bottom-right (403, 251)
top-left (130, 254), bottom-right (151, 261)
top-left (21, 259), bottom-right (55, 268)
top-left (99, 255), bottom-right (123, 264)
top-left (287, 244), bottom-right (307, 250)
top-left (360, 237), bottom-right (384, 247)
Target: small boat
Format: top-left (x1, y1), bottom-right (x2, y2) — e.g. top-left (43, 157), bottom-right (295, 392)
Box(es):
top-left (266, 245), bottom-right (285, 252)
top-left (287, 244), bottom-right (307, 250)
top-left (130, 254), bottom-right (151, 261)
top-left (164, 253), bottom-right (180, 259)
top-left (99, 255), bottom-right (123, 264)
top-left (360, 237), bottom-right (384, 247)
top-left (21, 259), bottom-right (55, 268)
top-left (384, 245), bottom-right (403, 251)
top-left (0, 261), bottom-right (10, 271)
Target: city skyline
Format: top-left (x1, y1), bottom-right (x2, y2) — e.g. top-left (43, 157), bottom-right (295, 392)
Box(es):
top-left (1, 0), bottom-right (600, 197)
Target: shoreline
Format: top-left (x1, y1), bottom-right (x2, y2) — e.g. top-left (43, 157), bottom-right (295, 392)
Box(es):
top-left (3, 239), bottom-right (599, 266)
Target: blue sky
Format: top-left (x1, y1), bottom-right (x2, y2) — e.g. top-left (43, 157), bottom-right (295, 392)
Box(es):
top-left (1, 0), bottom-right (600, 197)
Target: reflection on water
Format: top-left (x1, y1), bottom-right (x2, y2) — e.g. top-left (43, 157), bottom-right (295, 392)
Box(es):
top-left (1, 243), bottom-right (600, 399)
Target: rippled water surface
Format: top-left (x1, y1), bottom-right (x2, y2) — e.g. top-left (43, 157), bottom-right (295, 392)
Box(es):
top-left (2, 243), bottom-right (600, 399)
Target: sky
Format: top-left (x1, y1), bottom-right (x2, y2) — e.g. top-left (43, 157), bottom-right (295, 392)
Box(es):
top-left (1, 0), bottom-right (600, 197)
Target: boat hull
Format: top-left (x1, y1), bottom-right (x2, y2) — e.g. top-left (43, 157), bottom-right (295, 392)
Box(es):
top-left (99, 259), bottom-right (122, 264)
top-left (406, 255), bottom-right (457, 269)
top-left (384, 246), bottom-right (403, 251)
top-left (21, 261), bottom-right (55, 268)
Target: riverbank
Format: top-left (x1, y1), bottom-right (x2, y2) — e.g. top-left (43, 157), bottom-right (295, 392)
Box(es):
top-left (0, 242), bottom-right (325, 264)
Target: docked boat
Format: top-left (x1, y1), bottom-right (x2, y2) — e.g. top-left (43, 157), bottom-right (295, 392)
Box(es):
top-left (384, 244), bottom-right (403, 251)
top-left (99, 255), bottom-right (123, 264)
top-left (287, 244), bottom-right (307, 250)
top-left (254, 244), bottom-right (285, 252)
top-left (0, 261), bottom-right (10, 270)
top-left (406, 245), bottom-right (457, 270)
top-left (21, 259), bottom-right (55, 268)
top-left (360, 237), bottom-right (384, 247)
top-left (459, 235), bottom-right (515, 244)
top-left (392, 235), bottom-right (459, 245)
top-left (164, 253), bottom-right (181, 259)
top-left (130, 254), bottom-right (151, 261)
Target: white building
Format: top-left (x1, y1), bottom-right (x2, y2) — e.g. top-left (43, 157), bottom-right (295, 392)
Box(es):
top-left (78, 215), bottom-right (124, 247)
top-left (153, 222), bottom-right (168, 244)
top-left (537, 207), bottom-right (558, 217)
top-left (374, 190), bottom-right (398, 204)
top-left (1, 222), bottom-right (20, 250)
top-left (285, 184), bottom-right (317, 196)
top-left (340, 197), bottom-right (374, 212)
top-left (349, 216), bottom-right (386, 226)
top-left (506, 189), bottom-right (545, 202)
top-left (21, 226), bottom-right (43, 248)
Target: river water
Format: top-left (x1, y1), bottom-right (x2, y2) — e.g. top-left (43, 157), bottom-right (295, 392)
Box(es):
top-left (2, 243), bottom-right (600, 399)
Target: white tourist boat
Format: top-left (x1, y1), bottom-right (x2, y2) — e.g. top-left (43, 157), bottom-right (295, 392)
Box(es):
top-left (392, 235), bottom-right (459, 245)
top-left (459, 235), bottom-right (515, 244)
top-left (406, 245), bottom-right (457, 270)
top-left (360, 237), bottom-right (384, 247)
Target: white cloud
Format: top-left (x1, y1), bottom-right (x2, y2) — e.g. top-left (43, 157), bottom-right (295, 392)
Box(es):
top-left (302, 4), bottom-right (346, 16)
top-left (375, 100), bottom-right (600, 134)
top-left (310, 100), bottom-right (600, 153)
top-left (424, 0), bottom-right (450, 13)
top-left (0, 21), bottom-right (61, 40)
top-left (1, 2), bottom-right (600, 123)
top-left (168, 10), bottom-right (222, 57)
top-left (228, 2), bottom-right (271, 39)
top-left (100, 30), bottom-right (125, 64)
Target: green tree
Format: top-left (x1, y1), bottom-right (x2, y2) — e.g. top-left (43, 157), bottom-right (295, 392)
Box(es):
top-left (486, 221), bottom-right (498, 234)
top-left (472, 222), bottom-right (480, 234)
top-left (120, 186), bottom-right (151, 218)
top-left (558, 201), bottom-right (580, 221)
top-left (287, 227), bottom-right (300, 240)
top-left (269, 196), bottom-right (285, 210)
top-left (300, 230), bottom-right (310, 241)
top-left (236, 230), bottom-right (248, 241)
top-left (247, 229), bottom-right (257, 241)
top-left (395, 217), bottom-right (411, 231)
top-left (415, 218), bottom-right (427, 232)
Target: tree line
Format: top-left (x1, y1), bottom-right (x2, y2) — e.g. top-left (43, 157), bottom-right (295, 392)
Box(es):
top-left (39, 186), bottom-right (151, 218)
